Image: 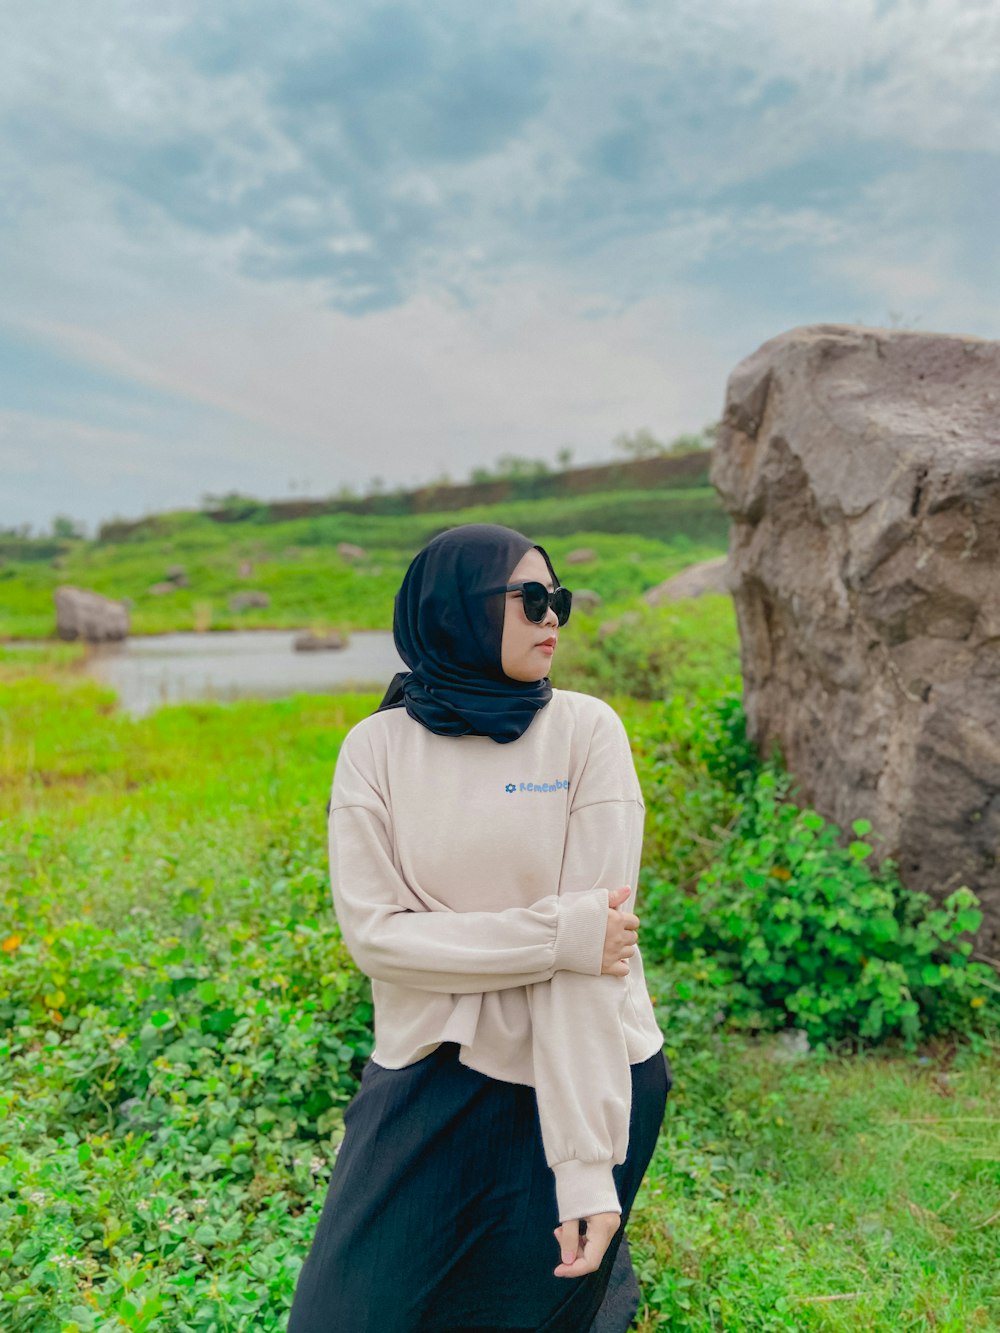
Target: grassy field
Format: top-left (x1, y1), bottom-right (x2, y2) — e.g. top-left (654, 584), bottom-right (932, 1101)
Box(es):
top-left (0, 488), bottom-right (727, 639)
top-left (2, 639), bottom-right (997, 1331)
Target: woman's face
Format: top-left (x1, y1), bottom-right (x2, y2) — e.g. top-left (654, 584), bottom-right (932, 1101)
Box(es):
top-left (500, 547), bottom-right (561, 682)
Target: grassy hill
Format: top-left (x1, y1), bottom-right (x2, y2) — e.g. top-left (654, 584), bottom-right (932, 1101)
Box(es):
top-left (0, 486), bottom-right (729, 639)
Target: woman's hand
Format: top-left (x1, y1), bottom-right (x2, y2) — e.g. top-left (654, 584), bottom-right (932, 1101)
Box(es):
top-left (602, 885), bottom-right (639, 977)
top-left (553, 1213), bottom-right (621, 1277)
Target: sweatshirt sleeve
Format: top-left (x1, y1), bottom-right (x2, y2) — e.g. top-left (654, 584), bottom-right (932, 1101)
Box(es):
top-left (526, 701), bottom-right (647, 1223)
top-left (327, 726), bottom-right (610, 994)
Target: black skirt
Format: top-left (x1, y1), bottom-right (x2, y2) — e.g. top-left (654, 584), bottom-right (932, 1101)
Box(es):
top-left (287, 1042), bottom-right (672, 1333)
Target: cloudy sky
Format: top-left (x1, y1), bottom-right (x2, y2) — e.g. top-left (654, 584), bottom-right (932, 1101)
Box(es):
top-left (3, 0), bottom-right (998, 532)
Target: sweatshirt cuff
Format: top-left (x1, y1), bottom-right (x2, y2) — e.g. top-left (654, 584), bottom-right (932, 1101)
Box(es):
top-left (552, 1159), bottom-right (622, 1223)
top-left (552, 888), bottom-right (608, 976)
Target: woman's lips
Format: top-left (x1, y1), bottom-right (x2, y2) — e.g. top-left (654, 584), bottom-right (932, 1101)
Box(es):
top-left (536, 641), bottom-right (556, 655)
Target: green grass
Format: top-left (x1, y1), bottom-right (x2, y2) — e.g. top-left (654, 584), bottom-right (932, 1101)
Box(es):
top-left (0, 489), bottom-right (727, 638)
top-left (629, 1026), bottom-right (1000, 1331)
top-left (1, 652), bottom-right (997, 1331)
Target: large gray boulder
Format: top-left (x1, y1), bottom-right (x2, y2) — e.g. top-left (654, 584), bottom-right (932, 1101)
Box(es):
top-left (54, 586), bottom-right (130, 642)
top-left (711, 323), bottom-right (1000, 954)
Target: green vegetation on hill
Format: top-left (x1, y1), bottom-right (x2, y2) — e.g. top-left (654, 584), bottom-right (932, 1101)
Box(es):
top-left (0, 488), bottom-right (728, 639)
top-left (119, 443), bottom-right (715, 533)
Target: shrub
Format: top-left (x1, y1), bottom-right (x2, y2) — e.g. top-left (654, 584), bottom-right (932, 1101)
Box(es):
top-left (640, 691), bottom-right (1000, 1051)
top-left (554, 597), bottom-right (740, 702)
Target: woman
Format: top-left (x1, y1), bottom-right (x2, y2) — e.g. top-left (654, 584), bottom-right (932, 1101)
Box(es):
top-left (288, 523), bottom-right (671, 1333)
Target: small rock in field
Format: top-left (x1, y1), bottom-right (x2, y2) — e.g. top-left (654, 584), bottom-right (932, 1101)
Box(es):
top-left (294, 630), bottom-right (349, 652)
top-left (769, 1028), bottom-right (811, 1061)
top-left (229, 591), bottom-right (271, 611)
top-left (644, 556), bottom-right (731, 606)
top-left (54, 586), bottom-right (129, 642)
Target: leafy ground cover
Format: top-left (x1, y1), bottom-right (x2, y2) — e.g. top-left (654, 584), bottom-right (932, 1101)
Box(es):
top-left (1, 643), bottom-right (997, 1331)
top-left (0, 490), bottom-right (726, 638)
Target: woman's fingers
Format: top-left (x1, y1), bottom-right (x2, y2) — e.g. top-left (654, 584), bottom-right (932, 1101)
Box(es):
top-left (553, 1219), bottom-right (582, 1272)
top-left (553, 1213), bottom-right (621, 1277)
top-left (601, 891), bottom-right (643, 975)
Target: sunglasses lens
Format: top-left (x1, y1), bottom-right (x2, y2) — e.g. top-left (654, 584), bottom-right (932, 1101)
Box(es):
top-left (520, 583), bottom-right (572, 625)
top-left (521, 582), bottom-right (549, 622)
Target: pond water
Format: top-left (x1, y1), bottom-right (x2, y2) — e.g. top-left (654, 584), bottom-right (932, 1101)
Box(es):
top-left (80, 629), bottom-right (405, 716)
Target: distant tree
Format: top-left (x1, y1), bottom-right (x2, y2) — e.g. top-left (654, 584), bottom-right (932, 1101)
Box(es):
top-left (612, 428), bottom-right (666, 459)
top-left (613, 424), bottom-right (718, 459)
top-left (663, 432), bottom-right (703, 454)
top-left (469, 466), bottom-right (494, 485)
top-left (665, 422), bottom-right (719, 453)
top-left (555, 446), bottom-right (574, 470)
top-left (368, 476), bottom-right (385, 495)
top-left (494, 454), bottom-right (550, 480)
top-left (50, 514), bottom-right (86, 540)
top-left (200, 491), bottom-right (265, 521)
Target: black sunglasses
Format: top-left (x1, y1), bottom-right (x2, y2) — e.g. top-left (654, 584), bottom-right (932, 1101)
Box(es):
top-left (481, 580), bottom-right (573, 626)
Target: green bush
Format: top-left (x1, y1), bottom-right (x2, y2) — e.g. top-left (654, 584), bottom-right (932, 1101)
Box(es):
top-left (640, 690), bottom-right (999, 1051)
top-left (0, 850), bottom-right (374, 1332)
top-left (553, 596), bottom-right (740, 702)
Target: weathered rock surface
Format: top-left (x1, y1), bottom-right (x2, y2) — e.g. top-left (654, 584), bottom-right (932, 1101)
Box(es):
top-left (570, 588), bottom-right (603, 611)
top-left (711, 323), bottom-right (1000, 954)
top-left (565, 547), bottom-right (597, 565)
top-left (229, 591), bottom-right (271, 611)
top-left (644, 555), bottom-right (731, 606)
top-left (54, 586), bottom-right (130, 642)
top-left (148, 582), bottom-right (177, 596)
top-left (293, 629), bottom-right (348, 651)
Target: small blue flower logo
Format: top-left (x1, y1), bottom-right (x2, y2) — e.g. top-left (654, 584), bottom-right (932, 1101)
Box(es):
top-left (505, 783), bottom-right (517, 793)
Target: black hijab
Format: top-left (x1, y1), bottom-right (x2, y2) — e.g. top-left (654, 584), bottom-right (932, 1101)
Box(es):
top-left (374, 523), bottom-right (560, 743)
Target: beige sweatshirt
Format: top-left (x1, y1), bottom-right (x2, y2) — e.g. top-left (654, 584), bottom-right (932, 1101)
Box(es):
top-left (327, 686), bottom-right (664, 1223)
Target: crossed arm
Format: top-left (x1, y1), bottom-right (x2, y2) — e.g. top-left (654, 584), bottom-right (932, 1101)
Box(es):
top-left (328, 797), bottom-right (638, 992)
